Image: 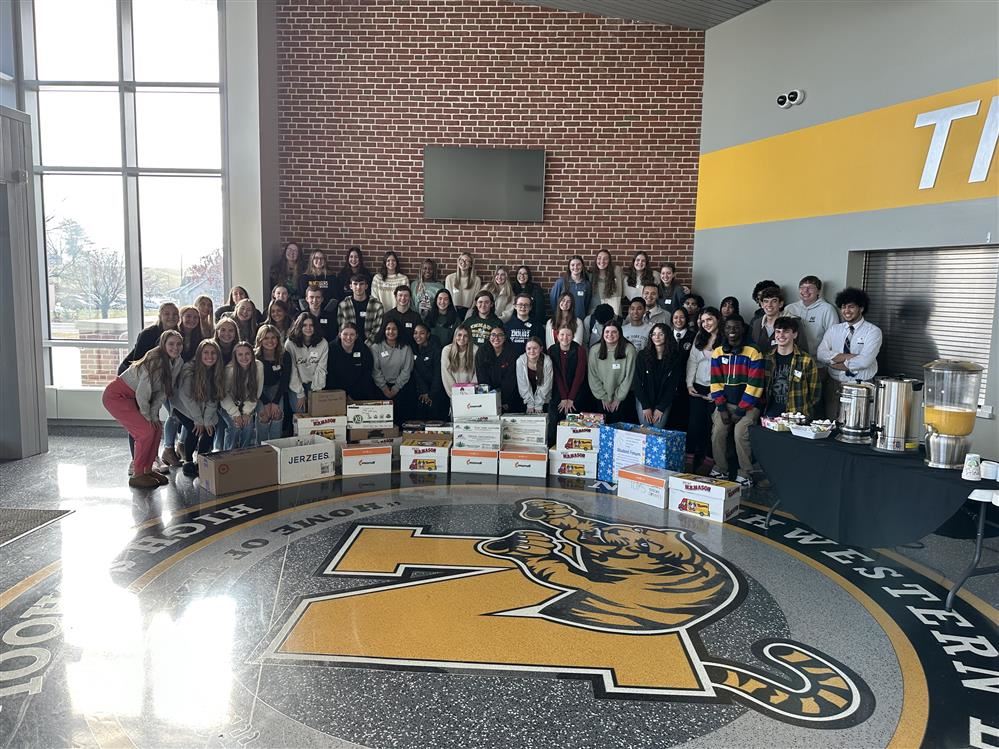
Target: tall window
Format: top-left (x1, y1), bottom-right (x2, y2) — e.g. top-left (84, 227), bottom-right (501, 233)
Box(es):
top-left (20, 0), bottom-right (225, 389)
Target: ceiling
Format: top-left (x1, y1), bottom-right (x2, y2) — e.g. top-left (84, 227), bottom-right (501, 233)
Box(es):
top-left (514, 0), bottom-right (770, 30)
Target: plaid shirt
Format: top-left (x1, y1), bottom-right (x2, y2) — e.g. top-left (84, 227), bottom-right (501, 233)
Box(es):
top-left (764, 345), bottom-right (820, 418)
top-left (337, 296), bottom-right (384, 347)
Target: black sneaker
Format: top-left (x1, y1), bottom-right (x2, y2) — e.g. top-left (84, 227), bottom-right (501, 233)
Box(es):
top-left (182, 462), bottom-right (199, 478)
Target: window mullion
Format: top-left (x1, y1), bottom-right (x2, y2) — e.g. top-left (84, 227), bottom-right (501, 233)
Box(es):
top-left (118, 0), bottom-right (142, 342)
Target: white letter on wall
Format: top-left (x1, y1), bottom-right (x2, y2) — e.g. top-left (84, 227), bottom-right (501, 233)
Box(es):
top-left (914, 101), bottom-right (980, 189)
top-left (969, 96), bottom-right (999, 184)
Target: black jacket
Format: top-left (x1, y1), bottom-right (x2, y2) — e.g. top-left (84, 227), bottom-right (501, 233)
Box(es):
top-left (118, 324), bottom-right (164, 375)
top-left (633, 349), bottom-right (678, 412)
top-left (327, 340), bottom-right (379, 400)
top-left (411, 339), bottom-right (444, 400)
top-left (475, 344), bottom-right (523, 412)
top-left (259, 351), bottom-right (292, 405)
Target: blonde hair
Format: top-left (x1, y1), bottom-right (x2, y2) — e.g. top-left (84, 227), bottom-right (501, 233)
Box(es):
top-left (254, 324), bottom-right (286, 363)
top-left (226, 342), bottom-right (259, 403)
top-left (483, 266), bottom-right (512, 303)
top-left (213, 317), bottom-right (239, 358)
top-left (189, 340), bottom-right (225, 403)
top-left (448, 327), bottom-right (476, 374)
top-left (456, 253), bottom-right (476, 290)
top-left (194, 295), bottom-right (215, 338)
top-left (233, 299), bottom-right (259, 343)
top-left (135, 329), bottom-right (183, 397)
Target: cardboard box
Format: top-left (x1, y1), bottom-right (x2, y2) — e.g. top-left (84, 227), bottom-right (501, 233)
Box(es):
top-left (554, 424), bottom-right (601, 453)
top-left (341, 444), bottom-right (393, 476)
top-left (501, 414), bottom-right (548, 447)
top-left (348, 425), bottom-right (400, 442)
top-left (451, 448), bottom-right (499, 474)
top-left (451, 382), bottom-right (479, 395)
top-left (198, 446), bottom-right (278, 495)
top-left (294, 414), bottom-right (348, 441)
top-left (451, 390), bottom-right (501, 417)
top-left (402, 420), bottom-right (452, 434)
top-left (499, 447), bottom-right (548, 478)
top-left (548, 448), bottom-right (598, 479)
top-left (669, 489), bottom-right (740, 523)
top-left (263, 435), bottom-right (336, 485)
top-left (667, 473), bottom-right (742, 501)
top-left (347, 400), bottom-right (394, 426)
top-left (309, 389), bottom-right (347, 416)
top-left (452, 417), bottom-right (502, 450)
top-left (617, 465), bottom-right (676, 509)
top-left (400, 433), bottom-right (451, 473)
top-left (597, 423), bottom-right (685, 482)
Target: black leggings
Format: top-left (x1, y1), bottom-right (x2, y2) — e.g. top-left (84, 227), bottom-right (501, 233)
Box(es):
top-left (687, 384), bottom-right (714, 462)
top-left (173, 410), bottom-right (214, 463)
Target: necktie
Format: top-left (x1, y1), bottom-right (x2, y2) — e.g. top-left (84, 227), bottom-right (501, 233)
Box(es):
top-left (843, 325), bottom-right (854, 354)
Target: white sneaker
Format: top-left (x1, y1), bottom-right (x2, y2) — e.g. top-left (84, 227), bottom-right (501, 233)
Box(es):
top-left (735, 475), bottom-right (754, 489)
top-left (708, 468), bottom-right (726, 479)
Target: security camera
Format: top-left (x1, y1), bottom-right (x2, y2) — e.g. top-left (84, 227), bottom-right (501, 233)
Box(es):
top-left (777, 93), bottom-right (790, 109)
top-left (787, 89), bottom-right (806, 105)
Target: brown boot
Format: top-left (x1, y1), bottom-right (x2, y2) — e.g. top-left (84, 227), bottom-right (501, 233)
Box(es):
top-left (129, 473), bottom-right (160, 489)
top-left (150, 471), bottom-right (170, 486)
top-left (160, 446), bottom-right (181, 467)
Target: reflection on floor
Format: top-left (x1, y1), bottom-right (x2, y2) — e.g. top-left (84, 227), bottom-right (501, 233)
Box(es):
top-left (0, 426), bottom-right (996, 748)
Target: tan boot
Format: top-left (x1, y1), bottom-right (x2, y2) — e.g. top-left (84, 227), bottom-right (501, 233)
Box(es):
top-left (129, 473), bottom-right (160, 489)
top-left (160, 446), bottom-right (181, 467)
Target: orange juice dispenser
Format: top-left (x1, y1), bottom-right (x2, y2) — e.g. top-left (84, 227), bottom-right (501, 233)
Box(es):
top-left (923, 360), bottom-right (983, 469)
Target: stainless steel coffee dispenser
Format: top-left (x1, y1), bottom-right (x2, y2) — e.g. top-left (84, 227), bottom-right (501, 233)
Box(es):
top-left (835, 382), bottom-right (875, 444)
top-left (872, 376), bottom-right (923, 452)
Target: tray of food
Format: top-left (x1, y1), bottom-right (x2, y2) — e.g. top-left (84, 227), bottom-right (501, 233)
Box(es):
top-left (790, 420), bottom-right (835, 439)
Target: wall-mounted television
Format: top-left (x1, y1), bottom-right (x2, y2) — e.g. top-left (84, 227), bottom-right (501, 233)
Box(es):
top-left (423, 146), bottom-right (545, 222)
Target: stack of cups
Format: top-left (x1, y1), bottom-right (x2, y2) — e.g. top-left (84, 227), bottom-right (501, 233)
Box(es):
top-left (981, 459), bottom-right (999, 482)
top-left (962, 454), bottom-right (982, 481)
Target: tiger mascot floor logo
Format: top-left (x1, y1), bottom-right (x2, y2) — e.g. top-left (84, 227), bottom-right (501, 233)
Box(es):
top-left (264, 499), bottom-right (874, 727)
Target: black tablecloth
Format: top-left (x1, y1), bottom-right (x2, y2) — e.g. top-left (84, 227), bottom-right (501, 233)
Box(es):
top-left (749, 425), bottom-right (998, 548)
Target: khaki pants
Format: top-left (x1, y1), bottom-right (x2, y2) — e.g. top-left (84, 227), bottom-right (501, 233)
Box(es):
top-left (711, 405), bottom-right (759, 478)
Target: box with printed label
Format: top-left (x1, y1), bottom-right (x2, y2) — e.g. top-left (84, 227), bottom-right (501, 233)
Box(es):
top-left (451, 390), bottom-right (501, 417)
top-left (451, 448), bottom-right (499, 474)
top-left (554, 424), bottom-right (601, 453)
top-left (402, 420), bottom-right (452, 434)
top-left (548, 448), bottom-right (598, 479)
top-left (501, 414), bottom-right (548, 446)
top-left (341, 444), bottom-right (393, 476)
top-left (499, 447), bottom-right (548, 478)
top-left (452, 417), bottom-right (502, 450)
top-left (348, 425), bottom-right (400, 442)
top-left (400, 433), bottom-right (451, 473)
top-left (308, 389), bottom-right (347, 416)
top-left (263, 435), bottom-right (337, 485)
top-left (597, 423), bottom-right (684, 482)
top-left (451, 382), bottom-right (478, 395)
top-left (347, 400), bottom-right (394, 426)
top-left (294, 414), bottom-right (348, 440)
top-left (669, 489), bottom-right (740, 523)
top-left (198, 445), bottom-right (278, 495)
top-left (617, 465), bottom-right (676, 509)
top-left (667, 473), bottom-right (742, 501)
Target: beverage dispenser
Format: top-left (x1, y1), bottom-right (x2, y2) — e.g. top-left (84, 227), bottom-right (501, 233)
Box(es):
top-left (922, 360), bottom-right (983, 469)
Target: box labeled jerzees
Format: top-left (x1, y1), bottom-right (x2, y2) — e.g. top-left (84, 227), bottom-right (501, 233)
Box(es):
top-left (198, 445), bottom-right (278, 495)
top-left (264, 435), bottom-right (336, 485)
top-left (347, 400), bottom-right (394, 426)
top-left (308, 389), bottom-right (347, 416)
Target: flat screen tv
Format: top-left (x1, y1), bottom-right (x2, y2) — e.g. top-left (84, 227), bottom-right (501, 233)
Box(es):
top-left (423, 146), bottom-right (545, 222)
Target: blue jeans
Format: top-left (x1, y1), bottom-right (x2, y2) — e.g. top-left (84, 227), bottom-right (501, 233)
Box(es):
top-left (256, 402), bottom-right (283, 444)
top-left (221, 409), bottom-right (256, 450)
top-left (213, 407), bottom-right (228, 451)
top-left (161, 401), bottom-right (179, 448)
top-left (635, 397), bottom-right (670, 429)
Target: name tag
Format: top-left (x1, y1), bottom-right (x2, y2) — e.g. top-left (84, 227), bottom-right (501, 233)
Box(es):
top-left (359, 311), bottom-right (366, 318)
top-left (380, 350), bottom-right (390, 358)
top-left (353, 352), bottom-right (361, 358)
top-left (405, 322), bottom-right (413, 328)
top-left (423, 355), bottom-right (431, 361)
top-left (576, 290), bottom-right (584, 296)
top-left (721, 357), bottom-right (730, 364)
top-left (612, 362), bottom-right (621, 370)
top-left (272, 365), bottom-right (281, 371)
top-left (525, 322), bottom-right (532, 328)
top-left (793, 370), bottom-right (803, 380)
top-left (319, 318), bottom-right (327, 325)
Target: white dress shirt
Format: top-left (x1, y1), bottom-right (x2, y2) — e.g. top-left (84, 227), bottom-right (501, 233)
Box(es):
top-left (816, 317), bottom-right (883, 383)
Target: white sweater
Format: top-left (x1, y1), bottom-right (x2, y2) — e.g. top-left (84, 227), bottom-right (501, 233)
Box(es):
top-left (371, 272), bottom-right (409, 311)
top-left (444, 272), bottom-right (482, 309)
top-left (516, 354), bottom-right (554, 411)
top-left (286, 338), bottom-right (330, 397)
top-left (119, 357), bottom-right (183, 421)
top-left (174, 361), bottom-right (221, 428)
top-left (440, 343), bottom-right (478, 393)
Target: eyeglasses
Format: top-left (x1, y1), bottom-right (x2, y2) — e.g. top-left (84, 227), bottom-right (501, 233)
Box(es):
top-left (489, 332), bottom-right (506, 338)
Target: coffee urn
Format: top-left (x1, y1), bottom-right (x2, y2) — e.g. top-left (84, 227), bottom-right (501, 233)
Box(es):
top-left (923, 360), bottom-right (983, 469)
top-left (872, 376), bottom-right (923, 452)
top-left (835, 382), bottom-right (875, 444)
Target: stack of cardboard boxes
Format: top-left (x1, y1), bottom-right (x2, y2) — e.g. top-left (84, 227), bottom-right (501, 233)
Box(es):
top-left (450, 384), bottom-right (502, 475)
top-left (342, 399), bottom-right (396, 475)
top-left (498, 414), bottom-right (548, 478)
top-left (264, 389), bottom-right (348, 486)
top-left (548, 413), bottom-right (603, 479)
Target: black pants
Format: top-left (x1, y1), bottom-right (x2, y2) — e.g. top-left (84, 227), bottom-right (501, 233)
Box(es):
top-left (687, 384), bottom-right (714, 463)
top-left (173, 410), bottom-right (214, 463)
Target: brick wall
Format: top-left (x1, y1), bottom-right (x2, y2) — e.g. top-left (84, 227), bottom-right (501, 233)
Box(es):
top-left (276, 0), bottom-right (704, 291)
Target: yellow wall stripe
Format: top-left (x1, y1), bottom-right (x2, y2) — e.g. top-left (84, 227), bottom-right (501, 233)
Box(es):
top-left (695, 79), bottom-right (999, 230)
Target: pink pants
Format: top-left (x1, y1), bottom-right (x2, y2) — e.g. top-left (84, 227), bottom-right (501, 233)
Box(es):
top-left (103, 377), bottom-right (162, 475)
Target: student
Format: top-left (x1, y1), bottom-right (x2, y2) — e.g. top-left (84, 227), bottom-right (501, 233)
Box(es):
top-left (173, 339), bottom-right (225, 477)
top-left (383, 285), bottom-right (423, 348)
top-left (549, 255), bottom-right (591, 320)
top-left (511, 265), bottom-right (547, 327)
top-left (232, 299), bottom-right (260, 347)
top-left (463, 290), bottom-right (504, 347)
top-left (750, 285), bottom-right (795, 354)
top-left (475, 326), bottom-right (523, 413)
top-left (686, 307), bottom-right (722, 474)
top-left (160, 305), bottom-right (206, 467)
top-left (426, 288), bottom-right (461, 347)
top-left (371, 250), bottom-right (409, 310)
top-left (657, 262), bottom-right (686, 313)
top-left (547, 325), bottom-right (589, 443)
top-left (642, 284), bottom-right (667, 325)
top-left (764, 316), bottom-right (820, 420)
top-left (444, 252), bottom-right (482, 317)
top-left (750, 279), bottom-right (779, 322)
top-left (587, 321), bottom-right (636, 424)
top-left (255, 324), bottom-right (292, 443)
top-left (666, 306), bottom-right (695, 431)
top-left (440, 325), bottom-right (477, 397)
top-left (336, 246), bottom-right (372, 301)
top-left (410, 258), bottom-right (444, 318)
top-left (784, 275), bottom-right (839, 415)
top-left (270, 283), bottom-right (293, 310)
top-left (633, 322), bottom-right (678, 429)
top-left (286, 312), bottom-right (330, 414)
top-left (816, 287), bottom-right (883, 420)
top-left (583, 303), bottom-right (616, 348)
top-left (719, 296), bottom-right (740, 321)
top-left (589, 250), bottom-right (623, 316)
top-left (516, 337), bottom-right (553, 414)
top-left (505, 293), bottom-right (538, 356)
top-left (119, 302), bottom-right (179, 375)
top-left (336, 274), bottom-right (384, 346)
top-left (326, 323), bottom-right (379, 400)
top-left (269, 241), bottom-right (304, 307)
top-left (682, 294), bottom-right (704, 331)
top-left (623, 251), bottom-right (655, 303)
top-left (221, 341), bottom-right (263, 450)
top-left (215, 286), bottom-right (250, 321)
top-left (103, 330), bottom-right (184, 489)
top-left (303, 285), bottom-right (339, 342)
top-left (709, 314), bottom-right (765, 487)
top-left (409, 322), bottom-right (446, 421)
top-left (264, 299), bottom-right (292, 341)
top-left (194, 295), bottom-right (215, 338)
top-left (298, 250), bottom-right (335, 307)
top-left (622, 297), bottom-right (652, 350)
top-left (483, 266), bottom-right (515, 322)
top-left (371, 319), bottom-right (413, 423)
top-left (212, 317), bottom-right (238, 365)
top-left (545, 291), bottom-right (585, 348)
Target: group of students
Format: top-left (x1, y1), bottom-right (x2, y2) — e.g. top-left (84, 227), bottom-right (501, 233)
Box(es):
top-left (104, 243), bottom-right (881, 491)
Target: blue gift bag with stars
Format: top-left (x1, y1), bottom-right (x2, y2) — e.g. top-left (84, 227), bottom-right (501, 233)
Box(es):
top-left (597, 423), bottom-right (685, 483)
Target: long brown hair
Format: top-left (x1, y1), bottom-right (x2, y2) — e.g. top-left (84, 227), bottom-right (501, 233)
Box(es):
top-left (213, 316), bottom-right (239, 359)
top-left (178, 305), bottom-right (204, 360)
top-left (134, 329), bottom-right (183, 398)
top-left (233, 299), bottom-right (259, 343)
top-left (254, 324), bottom-right (286, 363)
top-left (591, 250), bottom-right (619, 297)
top-left (551, 291), bottom-right (578, 333)
top-left (447, 326), bottom-right (475, 373)
top-left (227, 341), bottom-right (259, 403)
top-left (189, 339), bottom-right (225, 403)
top-left (194, 295), bottom-right (215, 338)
